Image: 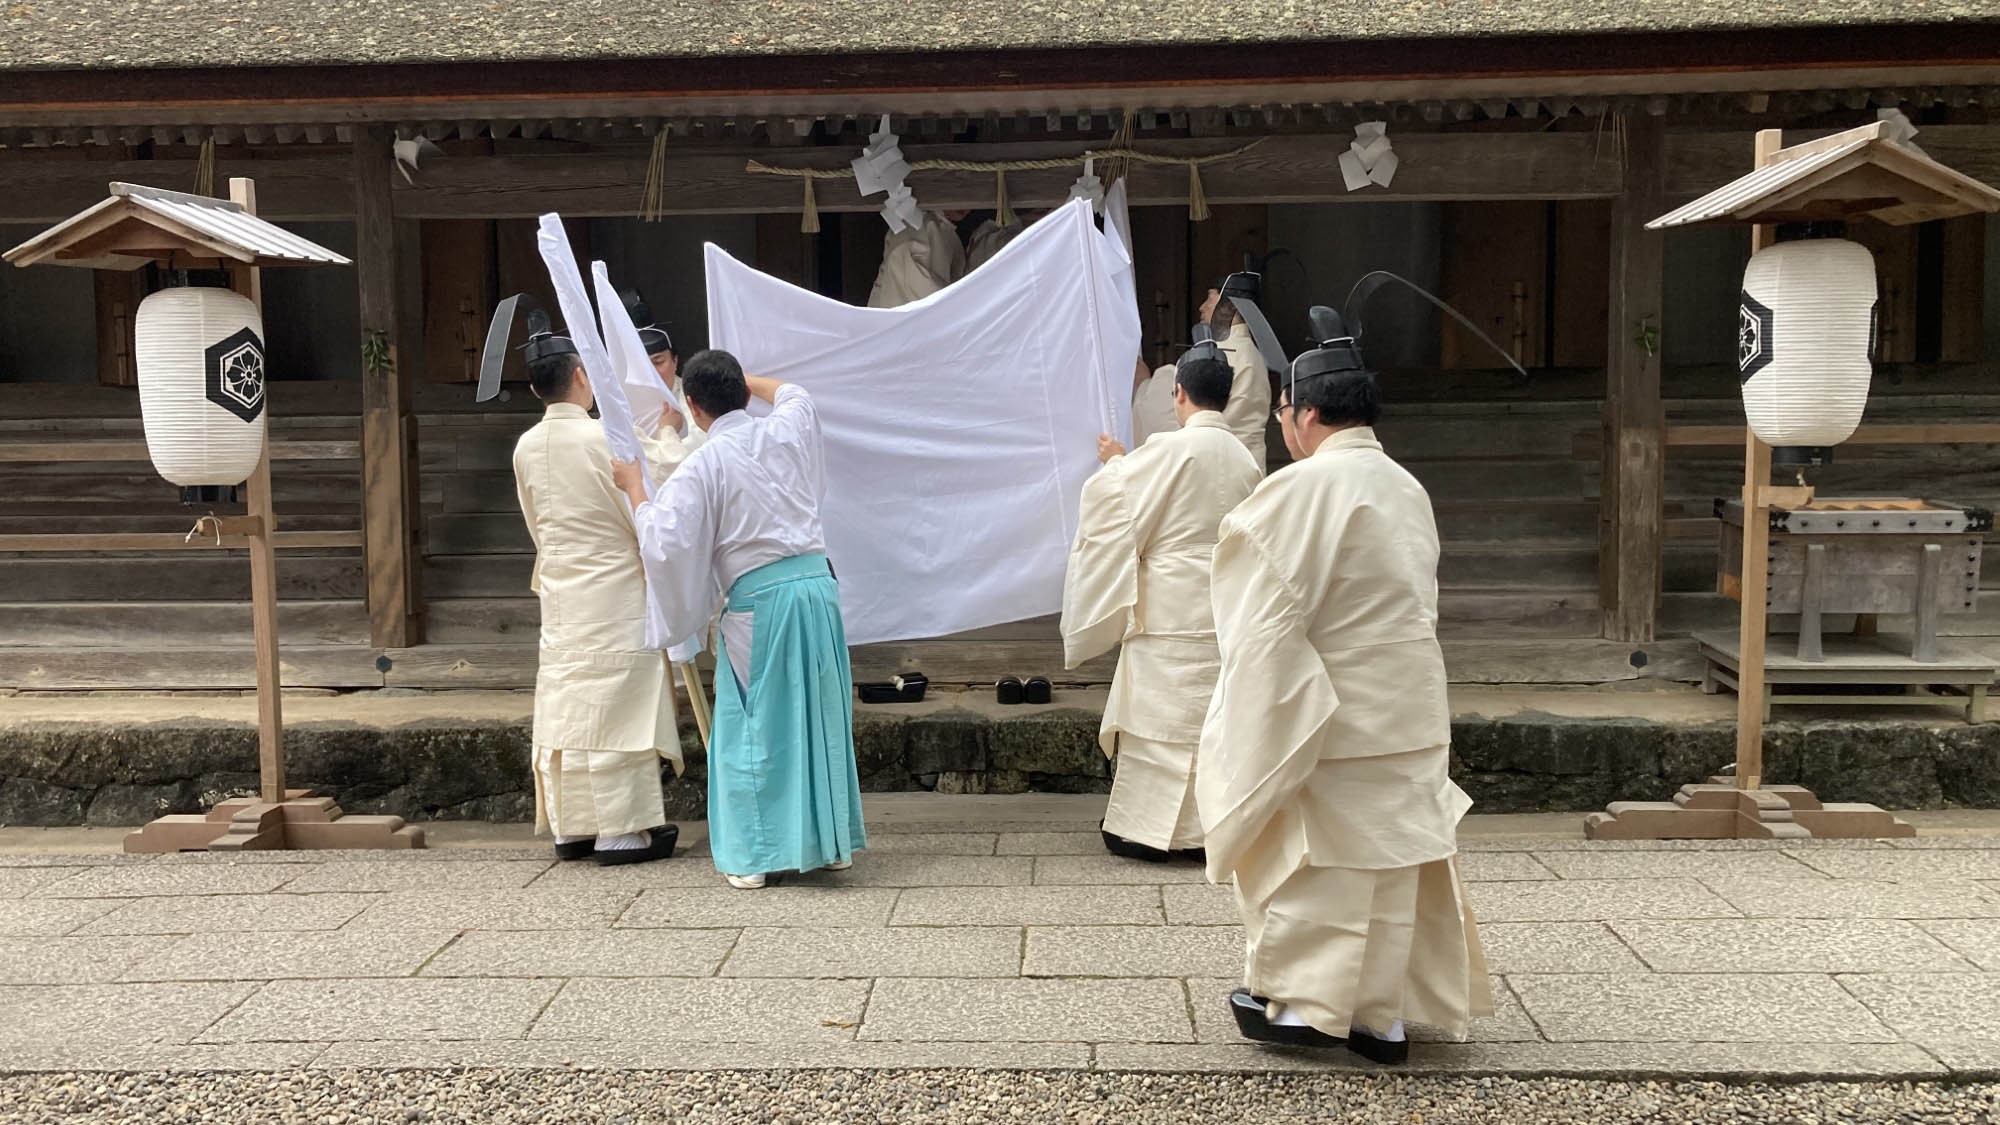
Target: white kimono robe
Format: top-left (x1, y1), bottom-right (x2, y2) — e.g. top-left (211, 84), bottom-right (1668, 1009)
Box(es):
top-left (965, 217), bottom-right (1024, 271)
top-left (1062, 411), bottom-right (1260, 850)
top-left (1196, 426), bottom-right (1491, 1040)
top-left (514, 402), bottom-right (688, 839)
top-left (867, 212), bottom-right (967, 308)
top-left (1216, 322), bottom-right (1271, 471)
top-left (1131, 365), bottom-right (1179, 450)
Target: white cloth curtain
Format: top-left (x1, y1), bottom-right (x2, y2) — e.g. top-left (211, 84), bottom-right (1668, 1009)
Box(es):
top-left (705, 198), bottom-right (1141, 646)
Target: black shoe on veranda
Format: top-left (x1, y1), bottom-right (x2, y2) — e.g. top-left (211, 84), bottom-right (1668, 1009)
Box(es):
top-left (1346, 1027), bottom-right (1411, 1065)
top-left (1099, 824), bottom-right (1173, 864)
top-left (594, 824), bottom-right (680, 867)
top-left (1226, 988), bottom-right (1346, 1049)
top-left (553, 839), bottom-right (596, 861)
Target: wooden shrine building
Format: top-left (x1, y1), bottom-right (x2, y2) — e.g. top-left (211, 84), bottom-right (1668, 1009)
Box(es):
top-left (1, 3), bottom-right (1997, 691)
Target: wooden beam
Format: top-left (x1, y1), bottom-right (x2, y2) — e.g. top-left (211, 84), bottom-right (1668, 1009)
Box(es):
top-left (91, 269), bottom-right (142, 387)
top-left (1665, 423), bottom-right (2000, 446)
top-left (353, 130), bottom-right (424, 649)
top-left (1600, 113), bottom-right (1667, 645)
top-left (0, 530), bottom-right (364, 552)
top-left (1939, 214), bottom-right (1986, 362)
top-left (0, 440), bottom-right (359, 462)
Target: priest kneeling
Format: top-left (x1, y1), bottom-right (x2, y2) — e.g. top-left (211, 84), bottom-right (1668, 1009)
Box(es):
top-left (1061, 349), bottom-right (1259, 863)
top-left (1197, 312), bottom-right (1491, 1064)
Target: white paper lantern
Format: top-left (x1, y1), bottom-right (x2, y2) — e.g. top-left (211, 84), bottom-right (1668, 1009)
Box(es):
top-left (1737, 238), bottom-right (1876, 450)
top-left (133, 286), bottom-right (267, 487)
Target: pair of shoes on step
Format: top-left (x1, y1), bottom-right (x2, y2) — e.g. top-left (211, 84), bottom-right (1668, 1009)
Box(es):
top-left (726, 856), bottom-right (853, 890)
top-left (996, 676), bottom-right (1052, 705)
top-left (552, 825), bottom-right (680, 866)
top-left (1100, 823), bottom-right (1206, 866)
top-left (1227, 989), bottom-right (1410, 1064)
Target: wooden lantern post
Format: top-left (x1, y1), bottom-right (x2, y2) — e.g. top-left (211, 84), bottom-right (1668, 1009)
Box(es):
top-left (1587, 123), bottom-right (2000, 840)
top-left (3, 179), bottom-right (423, 851)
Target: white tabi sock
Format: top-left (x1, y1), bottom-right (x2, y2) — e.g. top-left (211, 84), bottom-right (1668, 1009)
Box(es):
top-left (552, 834), bottom-right (590, 845)
top-left (1267, 1004), bottom-right (1312, 1028)
top-left (1352, 1020), bottom-right (1407, 1042)
top-left (594, 830), bottom-right (651, 852)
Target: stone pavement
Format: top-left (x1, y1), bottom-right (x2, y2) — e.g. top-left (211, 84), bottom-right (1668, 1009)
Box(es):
top-left (2, 796), bottom-right (2000, 1082)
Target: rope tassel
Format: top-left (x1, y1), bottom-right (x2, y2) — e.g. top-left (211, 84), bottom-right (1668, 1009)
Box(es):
top-left (641, 130), bottom-right (669, 222)
top-left (1187, 162), bottom-right (1210, 222)
top-left (995, 171), bottom-right (1015, 226)
top-left (195, 138), bottom-right (216, 197)
top-left (801, 176), bottom-right (821, 234)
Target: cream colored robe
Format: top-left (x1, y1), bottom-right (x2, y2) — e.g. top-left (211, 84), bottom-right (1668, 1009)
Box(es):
top-left (1195, 426), bottom-right (1491, 1039)
top-left (1215, 322), bottom-right (1271, 471)
top-left (1061, 411), bottom-right (1260, 850)
top-left (1131, 365), bottom-right (1179, 450)
top-left (965, 217), bottom-right (1024, 271)
top-left (867, 212), bottom-right (967, 308)
top-left (514, 402), bottom-right (688, 839)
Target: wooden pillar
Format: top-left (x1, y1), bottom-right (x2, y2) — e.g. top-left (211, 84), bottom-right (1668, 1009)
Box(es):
top-left (353, 130), bottom-right (425, 649)
top-left (1599, 113), bottom-right (1668, 643)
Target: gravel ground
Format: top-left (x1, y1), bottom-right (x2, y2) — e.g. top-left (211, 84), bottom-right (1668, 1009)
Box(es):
top-left (3, 1071), bottom-right (1999, 1124)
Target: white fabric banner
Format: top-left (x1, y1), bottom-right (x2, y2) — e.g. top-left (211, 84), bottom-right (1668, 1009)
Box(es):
top-left (705, 198), bottom-right (1140, 646)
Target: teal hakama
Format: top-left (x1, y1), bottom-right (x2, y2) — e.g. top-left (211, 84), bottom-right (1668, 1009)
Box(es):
top-left (708, 552), bottom-right (867, 877)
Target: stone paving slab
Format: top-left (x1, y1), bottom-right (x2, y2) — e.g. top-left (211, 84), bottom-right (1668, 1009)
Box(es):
top-left (1916, 919), bottom-right (2000, 970)
top-left (0, 936), bottom-right (181, 985)
top-left (424, 929), bottom-right (741, 978)
top-left (0, 868), bottom-right (83, 897)
top-left (1839, 973), bottom-right (2000, 1044)
top-left (277, 860), bottom-right (554, 893)
top-left (0, 983), bottom-right (258, 1046)
top-left (1509, 973), bottom-right (1897, 1043)
top-left (1477, 922), bottom-right (1648, 974)
top-left (1023, 926), bottom-right (1243, 978)
top-left (0, 898), bottom-right (122, 936)
top-left (1468, 879), bottom-right (1742, 923)
top-left (312, 1040), bottom-right (1092, 1070)
top-left (786, 856), bottom-right (1035, 888)
top-left (1031, 855), bottom-right (1208, 885)
top-left (527, 859), bottom-right (734, 890)
top-left (856, 833), bottom-right (999, 856)
top-left (1531, 851), bottom-right (1826, 881)
top-left (1607, 919), bottom-right (1974, 974)
top-left (196, 978), bottom-right (563, 1043)
top-left (533, 979), bottom-right (870, 1043)
top-left (721, 926), bottom-right (1021, 979)
top-left (343, 889), bottom-right (636, 931)
top-left (30, 866), bottom-right (297, 899)
top-left (1455, 853), bottom-right (1557, 882)
top-left (1702, 877), bottom-right (2000, 919)
top-left (859, 978), bottom-right (1193, 1043)
top-left (0, 1044), bottom-right (327, 1073)
top-left (1783, 849), bottom-right (2000, 883)
top-left (1161, 884), bottom-right (1238, 926)
top-left (620, 887), bottom-right (899, 929)
top-left (121, 930), bottom-right (459, 982)
top-left (80, 893), bottom-right (381, 935)
top-left (890, 885), bottom-right (1163, 926)
top-left (997, 832), bottom-right (1103, 855)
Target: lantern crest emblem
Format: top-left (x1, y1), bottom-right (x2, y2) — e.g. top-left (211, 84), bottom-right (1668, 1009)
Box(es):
top-left (1737, 292), bottom-right (1774, 383)
top-left (206, 327), bottom-right (266, 423)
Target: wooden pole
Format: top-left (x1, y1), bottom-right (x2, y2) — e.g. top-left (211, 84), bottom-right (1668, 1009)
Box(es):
top-left (353, 129), bottom-right (425, 649)
top-left (226, 177), bottom-right (286, 805)
top-left (1733, 129), bottom-right (1784, 792)
top-left (1601, 111), bottom-right (1668, 643)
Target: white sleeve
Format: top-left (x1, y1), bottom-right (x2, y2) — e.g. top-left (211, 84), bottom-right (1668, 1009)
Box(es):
top-left (632, 464), bottom-right (721, 647)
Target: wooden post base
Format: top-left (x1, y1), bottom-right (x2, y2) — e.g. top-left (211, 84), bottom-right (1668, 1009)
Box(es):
top-left (1584, 776), bottom-right (1915, 840)
top-left (123, 790), bottom-right (426, 853)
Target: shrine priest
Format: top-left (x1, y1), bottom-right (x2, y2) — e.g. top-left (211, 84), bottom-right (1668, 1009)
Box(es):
top-left (513, 316), bottom-right (690, 866)
top-left (1062, 350), bottom-right (1259, 863)
top-left (625, 288), bottom-right (706, 455)
top-left (1198, 312), bottom-right (1490, 1064)
top-left (610, 349), bottom-right (867, 890)
top-left (1201, 272), bottom-right (1276, 470)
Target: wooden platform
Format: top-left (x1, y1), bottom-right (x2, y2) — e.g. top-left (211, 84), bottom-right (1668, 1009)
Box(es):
top-left (1697, 629), bottom-right (1996, 722)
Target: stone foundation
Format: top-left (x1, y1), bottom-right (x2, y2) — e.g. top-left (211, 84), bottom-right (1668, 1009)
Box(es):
top-left (2, 705), bottom-right (1997, 827)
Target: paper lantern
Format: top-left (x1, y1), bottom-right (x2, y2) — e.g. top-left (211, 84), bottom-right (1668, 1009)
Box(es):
top-left (133, 285), bottom-right (267, 488)
top-left (1737, 236), bottom-right (1876, 454)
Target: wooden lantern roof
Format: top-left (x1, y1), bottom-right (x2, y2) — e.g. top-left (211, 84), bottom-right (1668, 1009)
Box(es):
top-left (3, 182), bottom-right (351, 271)
top-left (1647, 120), bottom-right (2000, 230)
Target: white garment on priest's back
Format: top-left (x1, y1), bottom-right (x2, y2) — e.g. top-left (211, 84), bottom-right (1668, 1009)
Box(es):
top-left (867, 212), bottom-right (967, 308)
top-left (704, 198), bottom-right (1139, 646)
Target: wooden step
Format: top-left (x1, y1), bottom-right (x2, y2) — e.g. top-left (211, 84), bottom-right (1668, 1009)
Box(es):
top-left (0, 601), bottom-right (370, 647)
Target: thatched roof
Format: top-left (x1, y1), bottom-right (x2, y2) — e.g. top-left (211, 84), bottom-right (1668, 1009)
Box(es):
top-left (3, 0), bottom-right (1995, 72)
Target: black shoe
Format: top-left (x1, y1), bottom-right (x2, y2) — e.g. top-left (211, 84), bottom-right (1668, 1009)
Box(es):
top-left (996, 677), bottom-right (1024, 705)
top-left (594, 824), bottom-right (680, 867)
top-left (553, 839), bottom-right (596, 861)
top-left (1346, 1027), bottom-right (1411, 1066)
top-left (1227, 988), bottom-right (1345, 1049)
top-left (1172, 847), bottom-right (1208, 865)
top-left (1023, 676), bottom-right (1052, 704)
top-left (1100, 824), bottom-right (1173, 864)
